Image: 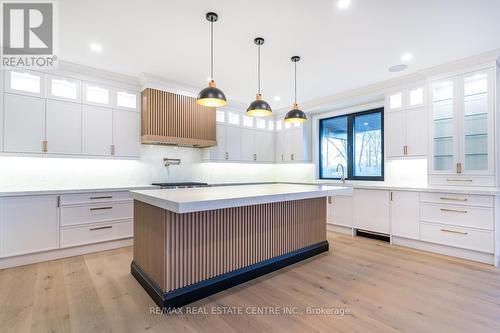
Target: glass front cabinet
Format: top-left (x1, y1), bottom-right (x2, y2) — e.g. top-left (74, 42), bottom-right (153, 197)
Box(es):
top-left (429, 68), bottom-right (496, 186)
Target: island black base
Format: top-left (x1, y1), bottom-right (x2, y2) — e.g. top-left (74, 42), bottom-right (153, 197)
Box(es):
top-left (131, 240), bottom-right (329, 308)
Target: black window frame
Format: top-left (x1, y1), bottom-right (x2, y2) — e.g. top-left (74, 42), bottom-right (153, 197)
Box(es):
top-left (319, 107), bottom-right (384, 181)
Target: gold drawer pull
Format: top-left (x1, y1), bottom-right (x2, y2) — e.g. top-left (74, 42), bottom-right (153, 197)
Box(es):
top-left (446, 179), bottom-right (473, 182)
top-left (90, 207), bottom-right (113, 211)
top-left (440, 208), bottom-right (467, 214)
top-left (89, 225), bottom-right (113, 231)
top-left (440, 228), bottom-right (468, 235)
top-left (90, 196), bottom-right (113, 200)
top-left (440, 197), bottom-right (468, 202)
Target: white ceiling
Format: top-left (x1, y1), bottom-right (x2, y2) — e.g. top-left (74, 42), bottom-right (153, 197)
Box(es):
top-left (58, 0), bottom-right (500, 109)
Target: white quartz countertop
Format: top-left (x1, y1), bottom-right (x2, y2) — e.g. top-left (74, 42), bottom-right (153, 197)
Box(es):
top-left (0, 185), bottom-right (158, 197)
top-left (130, 184), bottom-right (353, 213)
top-left (287, 181), bottom-right (500, 196)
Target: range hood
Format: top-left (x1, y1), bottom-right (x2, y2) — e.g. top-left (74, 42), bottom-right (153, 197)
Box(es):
top-left (141, 88), bottom-right (217, 148)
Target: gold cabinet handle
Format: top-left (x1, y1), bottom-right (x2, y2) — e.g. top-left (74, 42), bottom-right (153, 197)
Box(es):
top-left (90, 206), bottom-right (113, 211)
top-left (456, 162), bottom-right (462, 174)
top-left (291, 153), bottom-right (294, 161)
top-left (89, 225), bottom-right (113, 231)
top-left (446, 179), bottom-right (473, 183)
top-left (440, 228), bottom-right (468, 235)
top-left (253, 153), bottom-right (257, 161)
top-left (281, 154), bottom-right (284, 161)
top-left (440, 208), bottom-right (467, 214)
top-left (390, 191), bottom-right (393, 201)
top-left (111, 144), bottom-right (116, 155)
top-left (439, 197), bottom-right (467, 202)
top-left (42, 140), bottom-right (48, 152)
top-left (90, 196), bottom-right (113, 200)
top-left (328, 196), bottom-right (332, 204)
top-left (225, 152), bottom-right (229, 160)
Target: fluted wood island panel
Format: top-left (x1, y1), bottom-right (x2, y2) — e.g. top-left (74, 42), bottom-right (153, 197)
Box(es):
top-left (130, 184), bottom-right (352, 307)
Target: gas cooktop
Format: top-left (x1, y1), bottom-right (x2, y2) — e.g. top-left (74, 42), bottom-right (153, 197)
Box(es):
top-left (151, 182), bottom-right (209, 188)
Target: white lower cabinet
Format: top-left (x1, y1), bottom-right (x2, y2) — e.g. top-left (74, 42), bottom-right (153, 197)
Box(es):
top-left (60, 220), bottom-right (133, 248)
top-left (327, 195), bottom-right (353, 227)
top-left (112, 109), bottom-right (140, 157)
top-left (390, 191), bottom-right (420, 239)
top-left (45, 99), bottom-right (82, 154)
top-left (0, 196), bottom-right (59, 257)
top-left (353, 189), bottom-right (390, 234)
top-left (82, 105), bottom-right (113, 156)
top-left (3, 93), bottom-right (45, 153)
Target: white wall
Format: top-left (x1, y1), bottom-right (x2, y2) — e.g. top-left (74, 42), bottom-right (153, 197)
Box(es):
top-left (0, 145), bottom-right (276, 191)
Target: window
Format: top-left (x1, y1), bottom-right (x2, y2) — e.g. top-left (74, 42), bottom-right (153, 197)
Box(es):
top-left (389, 93), bottom-right (402, 109)
top-left (10, 71), bottom-right (41, 94)
top-left (51, 78), bottom-right (78, 99)
top-left (242, 115), bottom-right (254, 127)
top-left (216, 110), bottom-right (225, 123)
top-left (116, 91), bottom-right (137, 108)
top-left (86, 85), bottom-right (109, 104)
top-left (319, 108), bottom-right (384, 180)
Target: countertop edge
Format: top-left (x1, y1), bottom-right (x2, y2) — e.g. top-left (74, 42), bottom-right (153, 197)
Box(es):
top-left (129, 186), bottom-right (353, 213)
top-left (0, 185), bottom-right (159, 197)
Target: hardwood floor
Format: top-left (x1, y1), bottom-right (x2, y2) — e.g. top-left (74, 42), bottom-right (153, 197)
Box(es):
top-left (1, 232), bottom-right (499, 333)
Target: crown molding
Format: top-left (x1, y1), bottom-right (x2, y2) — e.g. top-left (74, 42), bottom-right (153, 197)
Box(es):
top-left (274, 48), bottom-right (500, 115)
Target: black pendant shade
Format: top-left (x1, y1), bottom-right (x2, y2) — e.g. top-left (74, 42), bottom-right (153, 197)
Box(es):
top-left (284, 104), bottom-right (307, 123)
top-left (197, 12), bottom-right (227, 108)
top-left (197, 81), bottom-right (227, 107)
top-left (284, 56), bottom-right (307, 123)
top-left (247, 37), bottom-right (272, 117)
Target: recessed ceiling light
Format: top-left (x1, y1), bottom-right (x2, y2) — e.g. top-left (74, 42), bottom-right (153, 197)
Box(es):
top-left (274, 96), bottom-right (281, 101)
top-left (388, 64), bottom-right (408, 73)
top-left (337, 0), bottom-right (351, 9)
top-left (401, 53), bottom-right (413, 62)
top-left (89, 43), bottom-right (102, 52)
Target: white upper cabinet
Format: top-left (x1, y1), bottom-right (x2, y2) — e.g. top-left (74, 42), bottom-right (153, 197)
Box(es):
top-left (226, 125), bottom-right (242, 160)
top-left (386, 85), bottom-right (428, 158)
top-left (240, 128), bottom-right (255, 161)
top-left (82, 105), bottom-right (113, 156)
top-left (1, 70), bottom-right (140, 159)
top-left (112, 109), bottom-right (140, 157)
top-left (47, 75), bottom-right (80, 102)
top-left (45, 100), bottom-right (82, 154)
top-left (3, 93), bottom-right (45, 153)
top-left (275, 121), bottom-right (311, 163)
top-left (429, 68), bottom-right (495, 186)
top-left (0, 69), bottom-right (3, 151)
top-left (4, 69), bottom-right (44, 97)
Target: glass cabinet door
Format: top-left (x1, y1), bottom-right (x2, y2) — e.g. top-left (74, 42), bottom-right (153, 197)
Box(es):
top-left (431, 79), bottom-right (457, 173)
top-left (460, 70), bottom-right (493, 174)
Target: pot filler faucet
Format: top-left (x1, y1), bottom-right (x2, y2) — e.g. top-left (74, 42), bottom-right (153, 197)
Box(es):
top-left (336, 164), bottom-right (346, 184)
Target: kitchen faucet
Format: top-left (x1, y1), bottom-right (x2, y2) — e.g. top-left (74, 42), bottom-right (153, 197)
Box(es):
top-left (336, 164), bottom-right (346, 184)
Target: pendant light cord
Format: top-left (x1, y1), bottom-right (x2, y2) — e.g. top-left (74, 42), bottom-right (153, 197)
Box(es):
top-left (210, 21), bottom-right (214, 80)
top-left (258, 44), bottom-right (261, 94)
top-left (294, 61), bottom-right (297, 104)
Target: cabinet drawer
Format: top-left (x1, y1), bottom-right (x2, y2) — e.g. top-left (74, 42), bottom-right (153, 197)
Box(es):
top-left (60, 202), bottom-right (133, 226)
top-left (420, 203), bottom-right (493, 230)
top-left (60, 220), bottom-right (133, 248)
top-left (420, 222), bottom-right (493, 253)
top-left (60, 191), bottom-right (131, 205)
top-left (420, 192), bottom-right (493, 207)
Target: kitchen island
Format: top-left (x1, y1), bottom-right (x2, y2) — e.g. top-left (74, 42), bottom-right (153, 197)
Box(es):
top-left (129, 184), bottom-right (352, 308)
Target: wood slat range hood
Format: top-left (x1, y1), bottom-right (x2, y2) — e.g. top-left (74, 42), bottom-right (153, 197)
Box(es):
top-left (141, 88), bottom-right (216, 147)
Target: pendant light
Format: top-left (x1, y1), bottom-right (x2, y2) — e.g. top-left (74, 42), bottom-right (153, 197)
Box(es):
top-left (196, 12), bottom-right (227, 107)
top-left (284, 56), bottom-right (307, 123)
top-left (247, 37), bottom-right (272, 117)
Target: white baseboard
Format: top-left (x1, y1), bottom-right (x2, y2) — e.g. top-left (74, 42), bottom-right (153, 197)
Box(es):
top-left (327, 224), bottom-right (353, 236)
top-left (0, 238), bottom-right (133, 269)
top-left (392, 236), bottom-right (494, 265)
